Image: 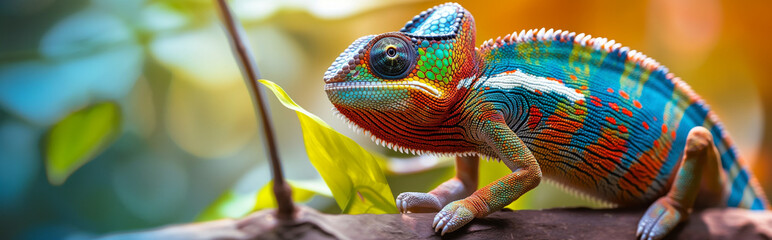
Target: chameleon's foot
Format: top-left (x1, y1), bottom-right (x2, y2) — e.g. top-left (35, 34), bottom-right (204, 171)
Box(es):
top-left (432, 199), bottom-right (478, 236)
top-left (396, 192), bottom-right (442, 213)
top-left (636, 197), bottom-right (685, 240)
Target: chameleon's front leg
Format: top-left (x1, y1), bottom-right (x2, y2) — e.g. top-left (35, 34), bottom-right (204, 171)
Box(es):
top-left (396, 156), bottom-right (479, 213)
top-left (433, 118), bottom-right (542, 235)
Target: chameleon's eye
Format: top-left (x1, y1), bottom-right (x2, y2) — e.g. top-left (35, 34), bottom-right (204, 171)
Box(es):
top-left (386, 47), bottom-right (397, 57)
top-left (369, 36), bottom-right (416, 79)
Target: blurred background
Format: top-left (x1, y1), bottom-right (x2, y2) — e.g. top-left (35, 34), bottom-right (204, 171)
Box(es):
top-left (1, 0), bottom-right (771, 239)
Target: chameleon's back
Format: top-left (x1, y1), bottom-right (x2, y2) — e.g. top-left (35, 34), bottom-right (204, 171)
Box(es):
top-left (476, 28), bottom-right (768, 209)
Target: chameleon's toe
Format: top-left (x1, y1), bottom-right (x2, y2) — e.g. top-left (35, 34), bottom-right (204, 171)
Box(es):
top-left (432, 200), bottom-right (476, 236)
top-left (637, 198), bottom-right (684, 240)
top-left (396, 192), bottom-right (442, 213)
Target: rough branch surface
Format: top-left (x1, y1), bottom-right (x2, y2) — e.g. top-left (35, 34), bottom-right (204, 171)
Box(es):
top-left (100, 207), bottom-right (772, 240)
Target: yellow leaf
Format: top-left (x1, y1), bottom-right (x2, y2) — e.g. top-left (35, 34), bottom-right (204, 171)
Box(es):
top-left (259, 79), bottom-right (397, 214)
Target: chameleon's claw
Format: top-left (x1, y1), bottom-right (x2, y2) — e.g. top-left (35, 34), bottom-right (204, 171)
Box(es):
top-left (397, 198), bottom-right (406, 213)
top-left (434, 219), bottom-right (445, 232)
top-left (635, 223), bottom-right (643, 238)
top-left (395, 192), bottom-right (443, 213)
top-left (433, 209), bottom-right (449, 231)
top-left (432, 199), bottom-right (477, 235)
top-left (637, 198), bottom-right (683, 240)
top-left (441, 225), bottom-right (451, 236)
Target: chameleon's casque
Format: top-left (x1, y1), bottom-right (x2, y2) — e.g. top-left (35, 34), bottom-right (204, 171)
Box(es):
top-left (323, 2), bottom-right (768, 239)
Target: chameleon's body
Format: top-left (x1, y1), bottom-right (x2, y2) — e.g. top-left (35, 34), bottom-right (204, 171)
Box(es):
top-left (323, 3), bottom-right (768, 239)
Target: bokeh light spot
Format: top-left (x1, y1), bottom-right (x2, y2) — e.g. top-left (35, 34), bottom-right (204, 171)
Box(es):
top-left (165, 77), bottom-right (257, 159)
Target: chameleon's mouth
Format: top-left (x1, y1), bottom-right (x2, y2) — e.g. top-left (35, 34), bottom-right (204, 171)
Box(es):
top-left (324, 81), bottom-right (441, 97)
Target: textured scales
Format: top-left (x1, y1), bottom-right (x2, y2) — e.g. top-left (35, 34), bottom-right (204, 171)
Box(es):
top-left (323, 2), bottom-right (768, 239)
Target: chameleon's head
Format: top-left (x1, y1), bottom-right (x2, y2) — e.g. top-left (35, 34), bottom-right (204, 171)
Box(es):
top-left (324, 3), bottom-right (477, 111)
top-left (323, 3), bottom-right (479, 152)
top-left (324, 3), bottom-right (478, 134)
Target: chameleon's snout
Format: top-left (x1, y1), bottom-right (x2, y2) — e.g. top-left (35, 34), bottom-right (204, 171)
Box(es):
top-left (323, 35), bottom-right (375, 84)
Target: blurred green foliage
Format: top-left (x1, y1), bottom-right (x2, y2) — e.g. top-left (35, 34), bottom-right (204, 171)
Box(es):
top-left (196, 179), bottom-right (331, 222)
top-left (45, 102), bottom-right (121, 185)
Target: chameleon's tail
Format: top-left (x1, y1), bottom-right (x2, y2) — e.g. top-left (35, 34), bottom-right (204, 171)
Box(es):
top-left (705, 112), bottom-right (769, 210)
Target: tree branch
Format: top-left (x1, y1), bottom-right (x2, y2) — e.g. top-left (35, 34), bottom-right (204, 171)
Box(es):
top-left (99, 207), bottom-right (772, 240)
top-left (214, 0), bottom-right (294, 220)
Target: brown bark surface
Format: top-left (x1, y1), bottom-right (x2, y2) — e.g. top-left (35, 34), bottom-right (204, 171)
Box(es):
top-left (100, 206), bottom-right (772, 240)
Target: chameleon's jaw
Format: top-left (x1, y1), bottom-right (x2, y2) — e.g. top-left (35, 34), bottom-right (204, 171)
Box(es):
top-left (330, 106), bottom-right (426, 155)
top-left (331, 106), bottom-right (478, 157)
top-left (324, 81), bottom-right (440, 97)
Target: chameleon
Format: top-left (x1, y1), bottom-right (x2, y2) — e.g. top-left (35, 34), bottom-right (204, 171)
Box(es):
top-left (322, 2), bottom-right (769, 239)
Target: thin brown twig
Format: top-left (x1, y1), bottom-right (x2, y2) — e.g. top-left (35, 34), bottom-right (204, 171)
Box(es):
top-left (214, 0), bottom-right (295, 220)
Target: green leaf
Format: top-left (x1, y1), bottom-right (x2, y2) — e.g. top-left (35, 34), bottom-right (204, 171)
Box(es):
top-left (259, 79), bottom-right (398, 214)
top-left (45, 102), bottom-right (121, 185)
top-left (196, 179), bottom-right (332, 221)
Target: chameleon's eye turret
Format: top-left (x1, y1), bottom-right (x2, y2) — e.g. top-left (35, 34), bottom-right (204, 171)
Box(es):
top-left (369, 36), bottom-right (416, 79)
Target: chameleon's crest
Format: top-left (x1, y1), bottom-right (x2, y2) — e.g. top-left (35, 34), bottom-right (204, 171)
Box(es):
top-left (400, 2), bottom-right (464, 39)
top-left (479, 27), bottom-right (673, 81)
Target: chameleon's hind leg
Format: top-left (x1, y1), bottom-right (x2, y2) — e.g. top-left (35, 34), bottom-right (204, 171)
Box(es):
top-left (396, 156), bottom-right (479, 213)
top-left (637, 127), bottom-right (723, 240)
